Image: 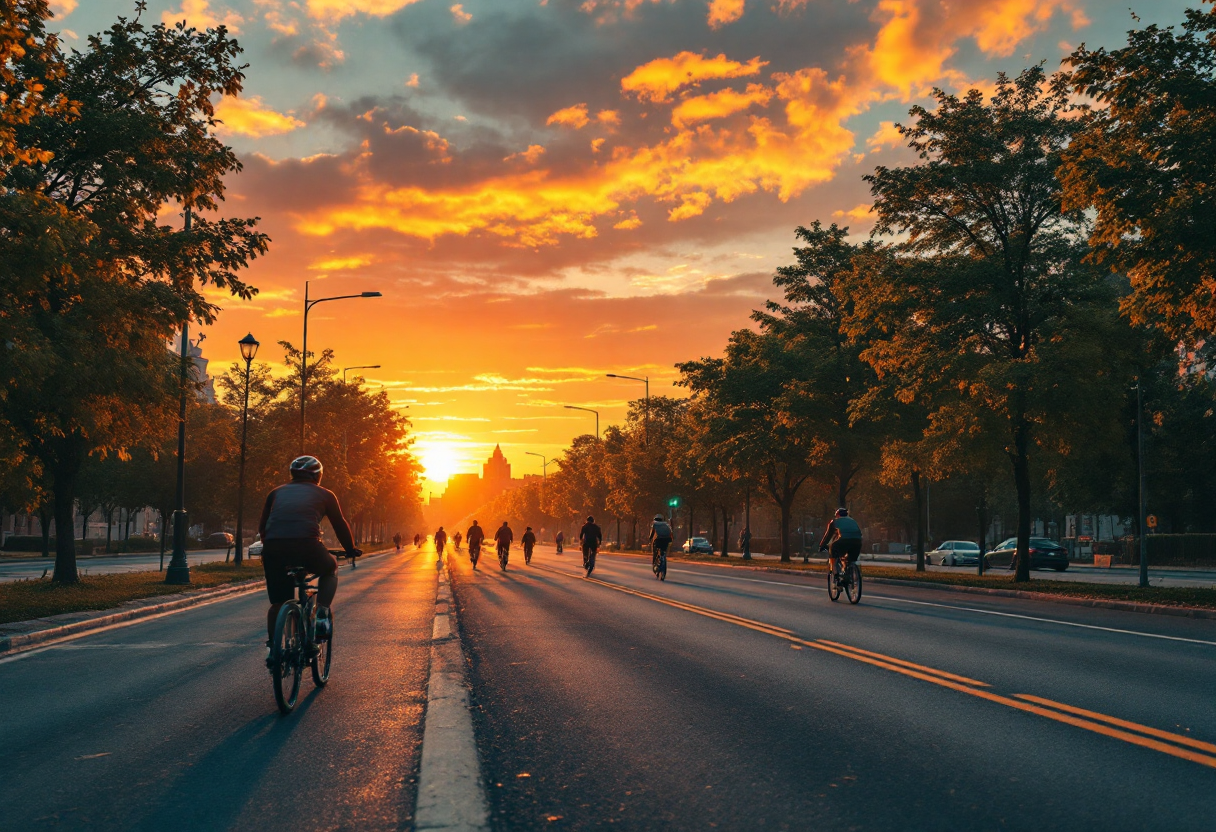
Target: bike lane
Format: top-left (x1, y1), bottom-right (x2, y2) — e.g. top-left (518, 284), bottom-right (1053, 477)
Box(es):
top-left (0, 546), bottom-right (437, 832)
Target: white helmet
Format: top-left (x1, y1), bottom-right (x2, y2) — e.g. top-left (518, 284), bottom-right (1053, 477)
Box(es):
top-left (290, 455), bottom-right (323, 481)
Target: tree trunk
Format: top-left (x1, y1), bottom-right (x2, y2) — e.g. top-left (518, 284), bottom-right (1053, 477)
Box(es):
top-left (976, 490), bottom-right (989, 577)
top-left (1012, 419), bottom-right (1033, 583)
top-left (778, 496), bottom-right (793, 563)
top-left (104, 506), bottom-right (115, 553)
top-left (912, 469), bottom-right (925, 572)
top-left (52, 472), bottom-right (80, 584)
top-left (38, 505), bottom-right (52, 558)
top-left (720, 505), bottom-right (731, 557)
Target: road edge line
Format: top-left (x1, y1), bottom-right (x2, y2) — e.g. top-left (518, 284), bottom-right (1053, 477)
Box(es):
top-left (414, 555), bottom-right (490, 832)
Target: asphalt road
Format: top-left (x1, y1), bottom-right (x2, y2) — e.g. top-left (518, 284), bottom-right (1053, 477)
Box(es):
top-left (451, 545), bottom-right (1216, 831)
top-left (0, 548), bottom-right (236, 582)
top-left (0, 546), bottom-right (435, 832)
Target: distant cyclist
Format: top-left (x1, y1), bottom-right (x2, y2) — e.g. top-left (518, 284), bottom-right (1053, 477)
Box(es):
top-left (413, 533), bottom-right (421, 547)
top-left (555, 530), bottom-right (565, 554)
top-left (393, 532), bottom-right (402, 553)
top-left (467, 520), bottom-right (485, 568)
top-left (522, 526), bottom-right (536, 564)
top-left (580, 515), bottom-right (602, 574)
top-left (494, 521), bottom-right (513, 564)
top-left (649, 514), bottom-right (672, 569)
top-left (258, 456), bottom-right (360, 658)
top-left (453, 531), bottom-right (463, 550)
top-left (819, 508), bottom-right (862, 573)
top-left (434, 526), bottom-right (448, 557)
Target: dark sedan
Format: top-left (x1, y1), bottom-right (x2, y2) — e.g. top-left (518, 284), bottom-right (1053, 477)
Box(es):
top-left (988, 537), bottom-right (1070, 571)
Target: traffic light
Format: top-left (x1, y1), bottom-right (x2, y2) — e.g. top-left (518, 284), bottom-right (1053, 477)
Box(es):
top-left (667, 496), bottom-right (680, 509)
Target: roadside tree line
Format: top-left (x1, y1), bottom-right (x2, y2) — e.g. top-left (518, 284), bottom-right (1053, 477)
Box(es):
top-left (476, 14), bottom-right (1216, 580)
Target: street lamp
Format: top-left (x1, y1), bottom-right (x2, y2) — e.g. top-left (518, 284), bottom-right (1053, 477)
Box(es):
top-left (606, 373), bottom-right (649, 446)
top-left (301, 282), bottom-right (382, 452)
top-left (564, 405), bottom-right (600, 439)
top-left (165, 207), bottom-right (195, 585)
top-left (343, 364), bottom-right (380, 384)
top-left (525, 451), bottom-right (553, 479)
top-left (1136, 378), bottom-right (1149, 588)
top-left (234, 333), bottom-right (260, 566)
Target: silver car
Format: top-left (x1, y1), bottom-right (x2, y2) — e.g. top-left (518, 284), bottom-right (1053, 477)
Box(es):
top-left (929, 540), bottom-right (982, 567)
top-left (682, 537), bottom-right (714, 554)
top-left (247, 538), bottom-right (264, 557)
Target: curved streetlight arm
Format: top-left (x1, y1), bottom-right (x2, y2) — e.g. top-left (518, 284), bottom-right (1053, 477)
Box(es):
top-left (605, 373), bottom-right (649, 446)
top-left (563, 405), bottom-right (600, 439)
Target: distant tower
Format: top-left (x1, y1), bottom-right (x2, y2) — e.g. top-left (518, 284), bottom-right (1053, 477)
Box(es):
top-left (483, 444), bottom-right (511, 487)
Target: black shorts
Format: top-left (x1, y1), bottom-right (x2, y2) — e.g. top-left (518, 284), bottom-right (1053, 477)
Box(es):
top-left (262, 538), bottom-right (337, 604)
top-left (830, 538), bottom-right (862, 564)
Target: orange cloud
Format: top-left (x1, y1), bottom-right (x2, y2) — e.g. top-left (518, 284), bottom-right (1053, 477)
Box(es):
top-left (162, 0), bottom-right (243, 30)
top-left (214, 96), bottom-right (305, 138)
top-left (707, 0), bottom-right (746, 28)
top-left (450, 3), bottom-right (471, 24)
top-left (621, 51), bottom-right (768, 103)
top-left (671, 83), bottom-right (773, 127)
top-left (308, 254), bottom-right (375, 270)
top-left (866, 120), bottom-right (905, 151)
top-left (546, 103), bottom-right (590, 129)
top-left (832, 203), bottom-right (872, 220)
top-left (505, 145), bottom-right (547, 164)
top-left (596, 109), bottom-right (621, 126)
top-left (306, 0), bottom-right (425, 22)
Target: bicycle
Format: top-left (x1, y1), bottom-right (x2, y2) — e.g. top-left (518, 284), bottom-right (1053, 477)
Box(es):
top-left (469, 541), bottom-right (481, 570)
top-left (652, 541), bottom-right (668, 581)
top-left (498, 543), bottom-right (509, 571)
top-left (269, 549), bottom-right (358, 714)
top-left (824, 548), bottom-right (862, 604)
top-left (583, 546), bottom-right (597, 577)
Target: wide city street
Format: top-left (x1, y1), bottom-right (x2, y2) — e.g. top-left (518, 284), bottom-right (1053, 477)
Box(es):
top-left (2, 543), bottom-right (1213, 831)
top-left (0, 548), bottom-right (237, 583)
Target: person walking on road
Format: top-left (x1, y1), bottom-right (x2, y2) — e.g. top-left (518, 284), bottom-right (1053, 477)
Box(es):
top-left (555, 530), bottom-right (565, 554)
top-left (467, 520), bottom-right (485, 568)
top-left (393, 532), bottom-right (402, 553)
top-left (522, 526), bottom-right (536, 564)
top-left (819, 508), bottom-right (862, 574)
top-left (453, 531), bottom-right (462, 550)
top-left (434, 526), bottom-right (448, 560)
top-left (580, 515), bottom-right (602, 574)
top-left (413, 533), bottom-right (421, 548)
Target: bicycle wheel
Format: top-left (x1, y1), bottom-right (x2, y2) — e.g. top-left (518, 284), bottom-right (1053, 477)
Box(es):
top-left (658, 554), bottom-right (667, 581)
top-left (827, 566), bottom-right (841, 602)
top-left (311, 606), bottom-right (333, 686)
top-left (271, 603), bottom-right (304, 714)
top-left (846, 564), bottom-right (863, 604)
top-left (585, 549), bottom-right (596, 577)
top-left (471, 549), bottom-right (479, 569)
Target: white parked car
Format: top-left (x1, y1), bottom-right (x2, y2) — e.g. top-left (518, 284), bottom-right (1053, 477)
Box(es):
top-left (928, 540), bottom-right (982, 567)
top-left (247, 538), bottom-right (264, 557)
top-left (682, 537), bottom-right (714, 554)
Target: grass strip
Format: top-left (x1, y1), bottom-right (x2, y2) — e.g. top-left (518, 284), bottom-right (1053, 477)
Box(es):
top-left (665, 552), bottom-right (1216, 611)
top-left (0, 562), bottom-right (263, 626)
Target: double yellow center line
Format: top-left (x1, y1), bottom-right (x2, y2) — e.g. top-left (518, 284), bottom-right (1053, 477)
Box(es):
top-left (531, 563), bottom-right (1216, 771)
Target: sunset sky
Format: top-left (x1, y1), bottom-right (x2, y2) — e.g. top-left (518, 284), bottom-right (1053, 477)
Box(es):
top-left (55, 0), bottom-right (1190, 494)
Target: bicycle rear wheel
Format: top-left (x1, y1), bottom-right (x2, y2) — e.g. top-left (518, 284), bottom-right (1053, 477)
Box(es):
top-left (585, 549), bottom-right (596, 577)
top-left (658, 554), bottom-right (667, 581)
top-left (827, 566), bottom-right (841, 601)
top-left (846, 564), bottom-right (863, 604)
top-left (471, 549), bottom-right (479, 569)
top-left (272, 604), bottom-right (304, 714)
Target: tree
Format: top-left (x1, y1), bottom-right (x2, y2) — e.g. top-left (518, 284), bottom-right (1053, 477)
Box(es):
top-left (1060, 6), bottom-right (1216, 345)
top-left (863, 67), bottom-right (1102, 581)
top-left (1, 9), bottom-right (268, 582)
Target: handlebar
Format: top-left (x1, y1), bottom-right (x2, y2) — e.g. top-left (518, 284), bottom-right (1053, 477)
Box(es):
top-left (329, 549), bottom-right (362, 558)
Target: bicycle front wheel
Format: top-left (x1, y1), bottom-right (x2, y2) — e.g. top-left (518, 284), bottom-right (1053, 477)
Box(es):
top-left (272, 604), bottom-right (304, 714)
top-left (846, 564), bottom-right (863, 604)
top-left (827, 567), bottom-right (841, 602)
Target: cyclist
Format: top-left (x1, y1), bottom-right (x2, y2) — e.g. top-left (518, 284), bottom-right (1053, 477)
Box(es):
top-left (453, 531), bottom-right (463, 551)
top-left (467, 520), bottom-right (485, 568)
top-left (413, 533), bottom-right (421, 548)
top-left (649, 514), bottom-right (672, 570)
top-left (434, 526), bottom-right (448, 556)
top-left (555, 530), bottom-right (564, 554)
top-left (819, 507), bottom-right (862, 574)
top-left (393, 532), bottom-right (402, 553)
top-left (258, 456), bottom-right (359, 656)
top-left (522, 526), bottom-right (536, 564)
top-left (580, 515), bottom-right (602, 572)
top-left (494, 521), bottom-right (513, 565)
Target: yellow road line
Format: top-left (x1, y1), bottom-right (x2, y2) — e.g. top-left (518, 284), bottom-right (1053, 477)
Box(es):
top-left (530, 562), bottom-right (1216, 771)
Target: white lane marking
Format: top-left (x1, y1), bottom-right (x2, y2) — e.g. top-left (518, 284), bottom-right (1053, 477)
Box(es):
top-left (586, 559), bottom-right (1216, 648)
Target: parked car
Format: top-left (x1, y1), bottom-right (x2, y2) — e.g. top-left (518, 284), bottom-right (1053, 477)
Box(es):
top-left (247, 538), bottom-right (263, 557)
top-left (987, 537), bottom-right (1070, 571)
top-left (682, 537), bottom-right (714, 554)
top-left (205, 532), bottom-right (234, 549)
top-left (928, 540), bottom-right (984, 567)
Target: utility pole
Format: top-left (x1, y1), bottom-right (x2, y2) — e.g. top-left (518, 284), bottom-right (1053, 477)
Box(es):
top-left (165, 207), bottom-right (194, 585)
top-left (1137, 379), bottom-right (1149, 588)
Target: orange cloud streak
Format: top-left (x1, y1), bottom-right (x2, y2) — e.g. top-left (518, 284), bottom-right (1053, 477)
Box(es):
top-left (621, 51), bottom-right (767, 103)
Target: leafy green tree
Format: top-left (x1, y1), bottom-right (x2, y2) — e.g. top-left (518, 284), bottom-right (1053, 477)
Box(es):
top-left (1, 10), bottom-right (267, 582)
top-left (862, 68), bottom-right (1103, 581)
top-left (1060, 6), bottom-right (1216, 344)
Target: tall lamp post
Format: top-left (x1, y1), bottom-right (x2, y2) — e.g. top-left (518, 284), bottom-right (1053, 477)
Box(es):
top-left (564, 405), bottom-right (600, 439)
top-left (301, 281), bottom-right (382, 452)
top-left (165, 207), bottom-right (195, 585)
top-left (233, 333), bottom-right (259, 566)
top-left (606, 373), bottom-right (648, 446)
top-left (525, 451), bottom-right (552, 479)
top-left (343, 364), bottom-right (380, 384)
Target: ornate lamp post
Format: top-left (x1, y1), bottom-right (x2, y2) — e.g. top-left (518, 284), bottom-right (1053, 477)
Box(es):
top-left (165, 208), bottom-right (195, 585)
top-left (233, 333), bottom-right (259, 566)
top-left (300, 282), bottom-right (382, 452)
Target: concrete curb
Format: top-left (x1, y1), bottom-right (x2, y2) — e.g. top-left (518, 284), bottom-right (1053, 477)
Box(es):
top-left (414, 556), bottom-right (491, 832)
top-left (656, 555), bottom-right (1216, 620)
top-left (0, 545), bottom-right (402, 657)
